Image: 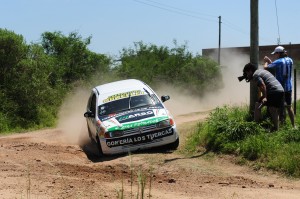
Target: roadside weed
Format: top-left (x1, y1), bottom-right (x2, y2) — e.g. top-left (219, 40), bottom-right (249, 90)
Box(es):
top-left (185, 104), bottom-right (300, 177)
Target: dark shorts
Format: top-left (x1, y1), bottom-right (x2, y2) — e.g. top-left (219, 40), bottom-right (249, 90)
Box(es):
top-left (284, 91), bottom-right (292, 106)
top-left (266, 92), bottom-right (284, 108)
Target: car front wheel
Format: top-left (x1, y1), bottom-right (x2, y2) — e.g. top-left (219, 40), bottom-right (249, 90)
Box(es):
top-left (167, 138), bottom-right (179, 150)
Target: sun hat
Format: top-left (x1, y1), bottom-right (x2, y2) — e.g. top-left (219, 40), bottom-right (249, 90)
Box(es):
top-left (271, 46), bottom-right (286, 54)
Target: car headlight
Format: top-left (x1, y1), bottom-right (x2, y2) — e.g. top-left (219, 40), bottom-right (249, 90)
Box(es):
top-left (157, 118), bottom-right (174, 128)
top-left (107, 131), bottom-right (124, 138)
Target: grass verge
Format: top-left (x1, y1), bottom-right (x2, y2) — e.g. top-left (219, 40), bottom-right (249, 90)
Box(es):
top-left (184, 103), bottom-right (300, 177)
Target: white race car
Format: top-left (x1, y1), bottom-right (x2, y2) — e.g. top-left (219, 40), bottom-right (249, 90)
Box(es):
top-left (84, 79), bottom-right (179, 156)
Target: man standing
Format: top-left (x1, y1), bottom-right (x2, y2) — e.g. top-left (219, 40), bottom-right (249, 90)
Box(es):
top-left (241, 63), bottom-right (284, 131)
top-left (263, 46), bottom-right (295, 128)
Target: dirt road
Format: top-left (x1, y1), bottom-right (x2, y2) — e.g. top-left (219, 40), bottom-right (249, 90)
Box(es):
top-left (1, 110), bottom-right (300, 199)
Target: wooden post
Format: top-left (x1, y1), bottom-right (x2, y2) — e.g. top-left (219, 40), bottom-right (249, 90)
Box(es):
top-left (294, 68), bottom-right (297, 115)
top-left (250, 0), bottom-right (259, 114)
top-left (218, 16), bottom-right (221, 65)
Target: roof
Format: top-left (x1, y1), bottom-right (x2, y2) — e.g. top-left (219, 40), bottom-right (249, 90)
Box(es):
top-left (94, 79), bottom-right (156, 105)
top-left (94, 79), bottom-right (147, 95)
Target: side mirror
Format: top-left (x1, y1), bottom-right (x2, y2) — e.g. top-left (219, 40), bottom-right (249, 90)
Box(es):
top-left (161, 95), bottom-right (170, 102)
top-left (84, 111), bottom-right (95, 118)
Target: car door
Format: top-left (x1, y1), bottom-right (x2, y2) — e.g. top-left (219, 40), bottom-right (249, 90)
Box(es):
top-left (86, 92), bottom-right (97, 138)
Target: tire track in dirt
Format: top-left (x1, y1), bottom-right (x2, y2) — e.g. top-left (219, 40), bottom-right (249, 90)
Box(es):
top-left (1, 111), bottom-right (300, 198)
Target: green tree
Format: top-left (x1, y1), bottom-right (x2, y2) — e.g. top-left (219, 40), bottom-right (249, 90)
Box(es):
top-left (117, 41), bottom-right (193, 82)
top-left (116, 41), bottom-right (221, 95)
top-left (179, 56), bottom-right (221, 95)
top-left (0, 29), bottom-right (28, 85)
top-left (41, 31), bottom-right (109, 83)
top-left (0, 29), bottom-right (29, 129)
top-left (0, 29), bottom-right (111, 132)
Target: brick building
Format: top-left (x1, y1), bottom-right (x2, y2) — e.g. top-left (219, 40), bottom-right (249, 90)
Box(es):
top-left (202, 44), bottom-right (300, 103)
top-left (202, 44), bottom-right (300, 63)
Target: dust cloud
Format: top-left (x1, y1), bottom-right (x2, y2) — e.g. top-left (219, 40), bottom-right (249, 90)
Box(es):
top-left (56, 87), bottom-right (91, 146)
top-left (203, 49), bottom-right (250, 107)
top-left (156, 49), bottom-right (251, 117)
top-left (56, 50), bottom-right (251, 145)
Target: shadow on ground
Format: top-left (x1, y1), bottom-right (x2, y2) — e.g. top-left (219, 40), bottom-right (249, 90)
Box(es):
top-left (81, 141), bottom-right (176, 163)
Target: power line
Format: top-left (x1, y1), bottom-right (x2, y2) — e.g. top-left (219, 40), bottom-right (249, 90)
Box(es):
top-left (222, 19), bottom-right (248, 35)
top-left (133, 0), bottom-right (218, 23)
top-left (133, 0), bottom-right (274, 45)
top-left (144, 0), bottom-right (216, 18)
top-left (134, 0), bottom-right (249, 35)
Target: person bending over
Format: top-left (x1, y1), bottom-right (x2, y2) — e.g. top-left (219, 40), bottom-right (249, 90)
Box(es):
top-left (241, 63), bottom-right (284, 131)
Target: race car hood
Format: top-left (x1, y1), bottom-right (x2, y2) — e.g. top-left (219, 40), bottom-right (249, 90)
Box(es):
top-left (100, 107), bottom-right (169, 131)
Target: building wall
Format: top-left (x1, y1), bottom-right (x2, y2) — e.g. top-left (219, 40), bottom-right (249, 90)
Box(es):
top-left (202, 44), bottom-right (300, 63)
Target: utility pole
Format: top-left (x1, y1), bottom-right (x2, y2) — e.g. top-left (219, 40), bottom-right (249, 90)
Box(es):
top-left (218, 16), bottom-right (221, 65)
top-left (249, 0), bottom-right (259, 114)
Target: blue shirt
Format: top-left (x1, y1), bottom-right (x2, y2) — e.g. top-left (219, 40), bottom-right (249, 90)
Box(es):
top-left (267, 57), bottom-right (293, 91)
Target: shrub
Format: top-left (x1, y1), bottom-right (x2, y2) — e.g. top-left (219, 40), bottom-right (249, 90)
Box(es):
top-left (185, 104), bottom-right (300, 177)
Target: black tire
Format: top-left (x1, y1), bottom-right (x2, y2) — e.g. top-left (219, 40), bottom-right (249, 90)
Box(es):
top-left (168, 138), bottom-right (179, 150)
top-left (96, 135), bottom-right (104, 157)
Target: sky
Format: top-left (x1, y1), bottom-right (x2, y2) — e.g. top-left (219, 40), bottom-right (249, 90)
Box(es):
top-left (2, 0), bottom-right (300, 58)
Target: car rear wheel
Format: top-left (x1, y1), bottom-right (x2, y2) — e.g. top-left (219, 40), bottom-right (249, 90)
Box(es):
top-left (96, 135), bottom-right (104, 157)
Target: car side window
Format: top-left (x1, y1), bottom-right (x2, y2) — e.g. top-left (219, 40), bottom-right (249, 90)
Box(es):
top-left (151, 94), bottom-right (160, 104)
top-left (90, 94), bottom-right (96, 114)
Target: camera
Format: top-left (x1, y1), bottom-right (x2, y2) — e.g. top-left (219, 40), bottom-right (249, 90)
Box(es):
top-left (237, 72), bottom-right (249, 82)
top-left (238, 74), bottom-right (246, 82)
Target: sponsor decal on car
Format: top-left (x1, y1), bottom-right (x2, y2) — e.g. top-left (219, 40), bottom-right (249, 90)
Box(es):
top-left (100, 107), bottom-right (164, 121)
top-left (116, 110), bottom-right (154, 123)
top-left (106, 127), bottom-right (174, 147)
top-left (103, 90), bottom-right (145, 103)
top-left (107, 116), bottom-right (169, 131)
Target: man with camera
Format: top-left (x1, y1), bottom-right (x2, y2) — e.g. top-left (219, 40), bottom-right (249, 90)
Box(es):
top-left (239, 63), bottom-right (284, 131)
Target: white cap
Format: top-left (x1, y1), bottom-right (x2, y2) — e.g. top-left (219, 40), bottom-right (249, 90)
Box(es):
top-left (271, 46), bottom-right (286, 54)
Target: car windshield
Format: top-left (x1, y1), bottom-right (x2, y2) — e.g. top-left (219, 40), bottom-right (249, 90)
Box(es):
top-left (98, 94), bottom-right (159, 116)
